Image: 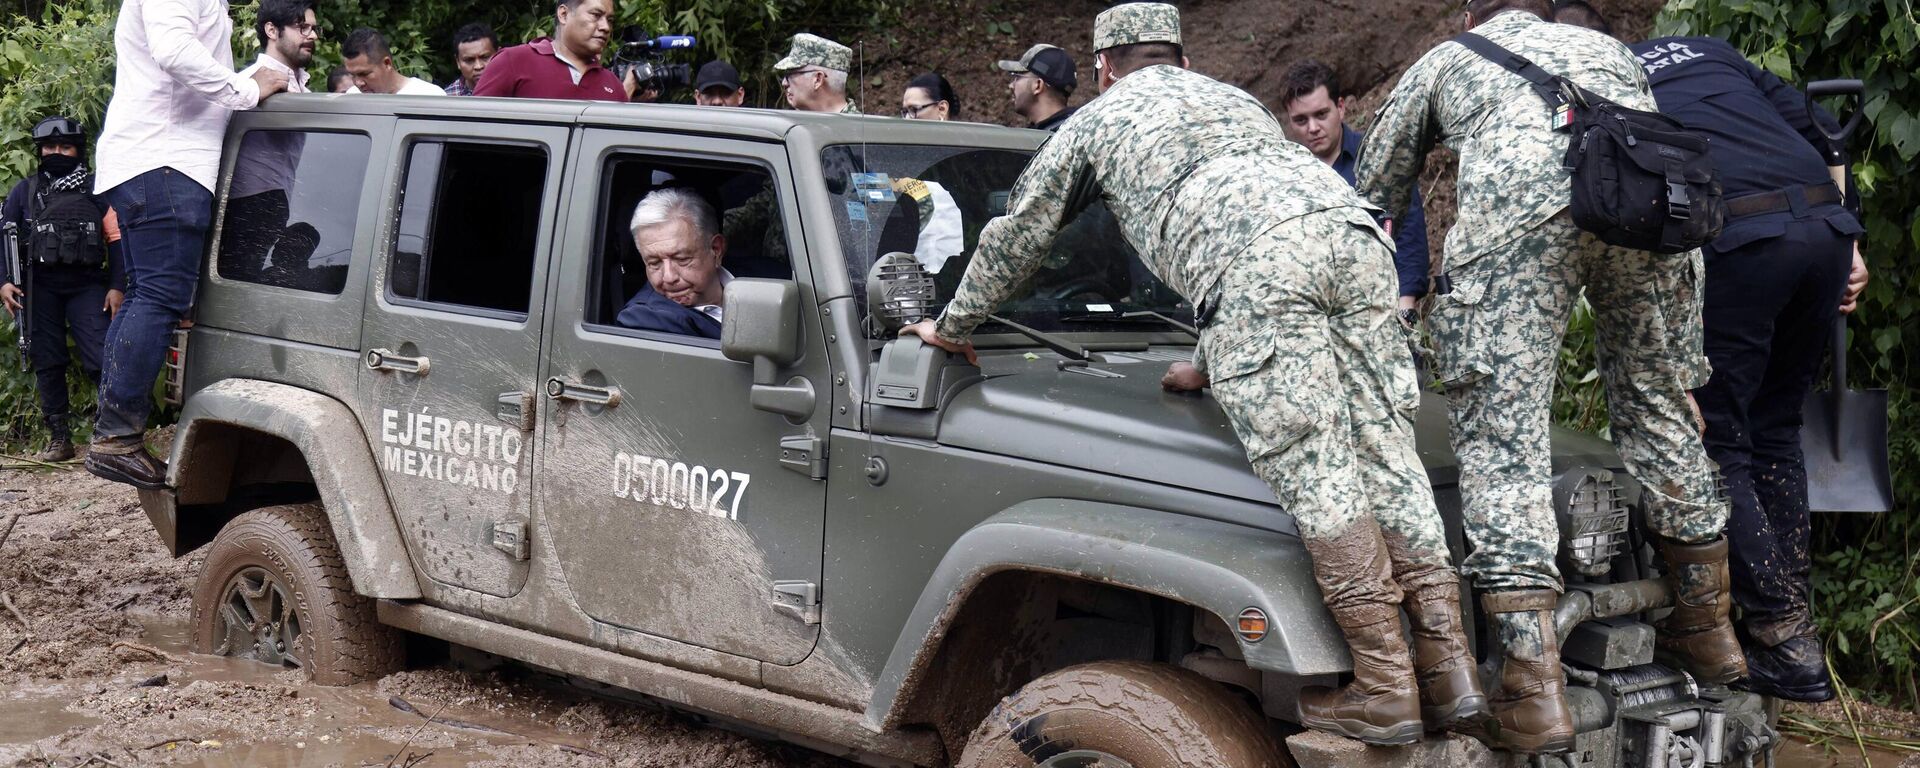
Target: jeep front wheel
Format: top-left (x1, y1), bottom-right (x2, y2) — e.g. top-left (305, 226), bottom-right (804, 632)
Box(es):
top-left (956, 660), bottom-right (1292, 768)
top-left (190, 503), bottom-right (402, 685)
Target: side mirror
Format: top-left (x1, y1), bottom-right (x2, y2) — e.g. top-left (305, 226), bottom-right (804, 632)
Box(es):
top-left (722, 278), bottom-right (801, 369)
top-left (721, 278), bottom-right (814, 420)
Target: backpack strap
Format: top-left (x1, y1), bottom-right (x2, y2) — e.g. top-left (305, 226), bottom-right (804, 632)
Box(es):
top-left (22, 174), bottom-right (42, 221)
top-left (1452, 33), bottom-right (1576, 113)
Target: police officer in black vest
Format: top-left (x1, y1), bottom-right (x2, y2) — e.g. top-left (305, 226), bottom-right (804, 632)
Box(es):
top-left (1, 116), bottom-right (128, 461)
top-left (1553, 2), bottom-right (1869, 703)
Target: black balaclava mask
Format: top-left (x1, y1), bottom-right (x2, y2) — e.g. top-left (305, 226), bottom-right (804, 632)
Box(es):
top-left (38, 152), bottom-right (83, 178)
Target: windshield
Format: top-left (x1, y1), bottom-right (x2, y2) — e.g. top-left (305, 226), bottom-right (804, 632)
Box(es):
top-left (821, 144), bottom-right (1191, 340)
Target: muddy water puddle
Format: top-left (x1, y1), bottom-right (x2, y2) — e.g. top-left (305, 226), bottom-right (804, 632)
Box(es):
top-left (0, 616), bottom-right (595, 767)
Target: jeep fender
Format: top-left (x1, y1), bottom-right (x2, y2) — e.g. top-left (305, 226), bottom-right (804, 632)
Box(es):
top-left (865, 499), bottom-right (1347, 729)
top-left (159, 378), bottom-right (421, 599)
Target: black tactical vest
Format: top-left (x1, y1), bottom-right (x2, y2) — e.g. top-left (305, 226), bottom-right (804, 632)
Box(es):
top-left (26, 176), bottom-right (106, 269)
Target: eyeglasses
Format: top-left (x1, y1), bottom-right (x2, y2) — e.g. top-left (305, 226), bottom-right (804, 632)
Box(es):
top-left (782, 69), bottom-right (823, 84)
top-left (900, 101), bottom-right (941, 117)
top-left (285, 21), bottom-right (320, 37)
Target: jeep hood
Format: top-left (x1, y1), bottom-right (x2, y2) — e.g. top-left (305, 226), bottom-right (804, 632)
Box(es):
top-left (936, 356), bottom-right (1621, 504)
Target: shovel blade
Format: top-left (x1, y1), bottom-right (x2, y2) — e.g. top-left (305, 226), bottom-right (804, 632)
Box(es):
top-left (1800, 387), bottom-right (1892, 513)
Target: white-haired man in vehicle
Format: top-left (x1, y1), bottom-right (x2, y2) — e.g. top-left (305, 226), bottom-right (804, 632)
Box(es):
top-left (616, 188), bottom-right (732, 338)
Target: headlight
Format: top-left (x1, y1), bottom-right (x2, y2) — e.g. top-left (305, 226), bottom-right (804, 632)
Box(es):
top-left (1554, 469), bottom-right (1630, 578)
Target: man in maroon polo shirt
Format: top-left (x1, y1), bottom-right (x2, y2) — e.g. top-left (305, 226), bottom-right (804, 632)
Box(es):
top-left (473, 0), bottom-right (626, 102)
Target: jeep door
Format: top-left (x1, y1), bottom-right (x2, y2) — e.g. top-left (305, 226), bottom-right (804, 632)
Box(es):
top-left (535, 129), bottom-right (828, 665)
top-left (356, 121), bottom-right (572, 600)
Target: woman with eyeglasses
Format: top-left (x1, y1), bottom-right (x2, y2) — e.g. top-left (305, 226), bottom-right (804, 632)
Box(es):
top-left (900, 73), bottom-right (960, 120)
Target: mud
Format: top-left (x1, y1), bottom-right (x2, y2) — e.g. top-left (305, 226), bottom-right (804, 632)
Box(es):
top-left (0, 462), bottom-right (850, 768)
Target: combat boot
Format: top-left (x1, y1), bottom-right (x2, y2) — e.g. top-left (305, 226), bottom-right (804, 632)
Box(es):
top-left (1296, 527), bottom-right (1424, 746)
top-left (1404, 579), bottom-right (1489, 730)
top-left (1656, 537), bottom-right (1747, 685)
top-left (1480, 589), bottom-right (1574, 754)
top-left (36, 413), bottom-right (75, 462)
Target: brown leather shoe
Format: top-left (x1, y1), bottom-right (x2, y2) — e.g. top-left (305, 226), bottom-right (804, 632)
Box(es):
top-left (1296, 526), bottom-right (1424, 746)
top-left (1405, 580), bottom-right (1489, 730)
top-left (1480, 589), bottom-right (1575, 754)
top-left (1656, 537), bottom-right (1748, 685)
top-left (84, 449), bottom-right (169, 490)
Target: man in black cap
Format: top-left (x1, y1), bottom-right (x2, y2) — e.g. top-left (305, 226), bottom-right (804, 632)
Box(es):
top-left (999, 43), bottom-right (1077, 130)
top-left (693, 60), bottom-right (745, 106)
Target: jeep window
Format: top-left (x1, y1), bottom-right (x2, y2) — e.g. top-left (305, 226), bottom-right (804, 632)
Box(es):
top-left (581, 154), bottom-right (788, 343)
top-left (389, 140), bottom-right (548, 317)
top-left (214, 130), bottom-right (369, 295)
top-left (820, 144), bottom-right (1189, 338)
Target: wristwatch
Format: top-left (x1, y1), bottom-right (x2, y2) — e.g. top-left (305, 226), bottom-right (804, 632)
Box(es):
top-left (1397, 307), bottom-right (1420, 329)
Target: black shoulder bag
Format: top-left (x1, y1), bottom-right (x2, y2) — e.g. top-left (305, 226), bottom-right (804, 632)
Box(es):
top-left (1453, 33), bottom-right (1724, 254)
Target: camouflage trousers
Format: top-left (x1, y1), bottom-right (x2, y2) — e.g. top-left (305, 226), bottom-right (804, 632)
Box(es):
top-left (1200, 208), bottom-right (1455, 607)
top-left (1426, 211), bottom-right (1728, 593)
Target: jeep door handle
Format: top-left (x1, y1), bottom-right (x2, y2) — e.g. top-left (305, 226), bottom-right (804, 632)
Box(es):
top-left (546, 377), bottom-right (622, 407)
top-left (365, 348), bottom-right (430, 375)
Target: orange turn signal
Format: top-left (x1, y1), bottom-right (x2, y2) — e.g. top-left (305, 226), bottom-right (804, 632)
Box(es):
top-left (1237, 607), bottom-right (1269, 642)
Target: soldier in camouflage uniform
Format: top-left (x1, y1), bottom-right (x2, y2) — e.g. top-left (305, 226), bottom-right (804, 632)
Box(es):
top-left (903, 2), bottom-right (1486, 746)
top-left (1356, 0), bottom-right (1745, 752)
top-left (724, 33), bottom-right (862, 267)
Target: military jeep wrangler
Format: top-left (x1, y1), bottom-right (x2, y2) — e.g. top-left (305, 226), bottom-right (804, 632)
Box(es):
top-left (138, 93), bottom-right (1780, 767)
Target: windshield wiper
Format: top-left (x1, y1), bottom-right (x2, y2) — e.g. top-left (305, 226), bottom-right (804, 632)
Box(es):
top-left (1059, 309), bottom-right (1199, 341)
top-left (985, 314), bottom-right (1088, 361)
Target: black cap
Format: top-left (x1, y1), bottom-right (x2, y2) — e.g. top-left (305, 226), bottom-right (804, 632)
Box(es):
top-left (997, 44), bottom-right (1077, 94)
top-left (695, 60), bottom-right (742, 92)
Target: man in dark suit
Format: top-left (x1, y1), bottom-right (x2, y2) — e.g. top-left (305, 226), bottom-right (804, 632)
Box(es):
top-left (617, 188), bottom-right (732, 339)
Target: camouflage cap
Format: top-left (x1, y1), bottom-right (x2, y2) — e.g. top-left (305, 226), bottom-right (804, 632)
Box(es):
top-left (773, 33), bottom-right (852, 74)
top-left (1092, 2), bottom-right (1183, 52)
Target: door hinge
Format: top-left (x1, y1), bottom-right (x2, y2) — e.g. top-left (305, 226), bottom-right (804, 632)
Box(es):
top-left (491, 520), bottom-right (530, 561)
top-left (779, 435), bottom-right (826, 480)
top-left (495, 390), bottom-right (534, 432)
top-left (771, 580), bottom-right (820, 625)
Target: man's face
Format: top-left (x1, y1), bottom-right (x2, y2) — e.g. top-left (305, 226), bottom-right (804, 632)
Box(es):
top-left (781, 69), bottom-right (822, 109)
top-left (557, 0), bottom-right (613, 61)
top-left (343, 53), bottom-right (395, 93)
top-left (39, 143), bottom-right (78, 158)
top-left (456, 38), bottom-right (497, 87)
top-left (636, 218), bottom-right (725, 307)
top-left (1008, 72), bottom-right (1040, 114)
top-left (1282, 85), bottom-right (1345, 162)
top-left (695, 86), bottom-right (745, 107)
top-left (267, 9), bottom-right (318, 69)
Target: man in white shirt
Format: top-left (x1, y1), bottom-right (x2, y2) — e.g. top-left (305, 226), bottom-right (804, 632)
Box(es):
top-left (221, 0), bottom-right (315, 283)
top-left (341, 27), bottom-right (444, 95)
top-left (85, 0), bottom-right (288, 488)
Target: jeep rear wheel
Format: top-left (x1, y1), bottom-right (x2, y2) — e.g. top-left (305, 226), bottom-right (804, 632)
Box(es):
top-left (956, 660), bottom-right (1292, 768)
top-left (190, 503), bottom-right (402, 685)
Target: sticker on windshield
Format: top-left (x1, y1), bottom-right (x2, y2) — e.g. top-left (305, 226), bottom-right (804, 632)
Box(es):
top-left (845, 200), bottom-right (868, 223)
top-left (850, 172), bottom-right (891, 189)
top-left (1086, 303), bottom-right (1113, 313)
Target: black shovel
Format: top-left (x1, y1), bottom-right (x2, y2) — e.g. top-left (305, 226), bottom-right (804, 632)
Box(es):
top-left (1799, 79), bottom-right (1892, 513)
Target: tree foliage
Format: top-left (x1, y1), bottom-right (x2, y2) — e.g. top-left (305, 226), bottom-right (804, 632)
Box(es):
top-left (1655, 0), bottom-right (1920, 706)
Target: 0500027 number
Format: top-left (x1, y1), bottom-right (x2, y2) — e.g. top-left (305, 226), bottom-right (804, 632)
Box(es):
top-left (612, 452), bottom-right (751, 521)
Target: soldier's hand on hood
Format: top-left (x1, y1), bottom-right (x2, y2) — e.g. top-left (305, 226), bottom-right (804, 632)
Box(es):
top-left (1, 282), bottom-right (21, 314)
top-left (1161, 361), bottom-right (1208, 392)
top-left (900, 319), bottom-right (977, 365)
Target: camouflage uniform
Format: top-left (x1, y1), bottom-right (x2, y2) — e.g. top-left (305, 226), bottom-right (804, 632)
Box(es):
top-left (933, 61), bottom-right (1455, 607)
top-left (727, 35), bottom-right (862, 263)
top-left (1356, 10), bottom-right (1727, 595)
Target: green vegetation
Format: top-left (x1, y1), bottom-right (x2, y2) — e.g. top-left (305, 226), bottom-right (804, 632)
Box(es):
top-left (1654, 0), bottom-right (1920, 708)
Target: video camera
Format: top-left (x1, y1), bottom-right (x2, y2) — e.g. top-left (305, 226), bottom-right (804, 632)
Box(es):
top-left (612, 29), bottom-right (696, 93)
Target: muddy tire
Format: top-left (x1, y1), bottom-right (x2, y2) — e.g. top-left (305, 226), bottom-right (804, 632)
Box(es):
top-left (190, 502), bottom-right (402, 685)
top-left (956, 660), bottom-right (1292, 768)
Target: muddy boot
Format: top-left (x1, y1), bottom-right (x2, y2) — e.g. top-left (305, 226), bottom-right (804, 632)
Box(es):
top-left (1656, 537), bottom-right (1748, 685)
top-left (35, 413), bottom-right (75, 462)
top-left (1296, 527), bottom-right (1424, 746)
top-left (1404, 579), bottom-right (1489, 731)
top-left (1481, 589), bottom-right (1574, 754)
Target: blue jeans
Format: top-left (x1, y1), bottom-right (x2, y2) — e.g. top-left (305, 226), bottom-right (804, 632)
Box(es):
top-left (95, 168), bottom-right (211, 446)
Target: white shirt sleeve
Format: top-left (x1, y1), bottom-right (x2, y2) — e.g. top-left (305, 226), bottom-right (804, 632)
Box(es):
top-left (145, 0), bottom-right (260, 110)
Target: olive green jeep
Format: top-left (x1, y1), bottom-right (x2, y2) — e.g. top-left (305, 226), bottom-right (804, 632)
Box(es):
top-left (138, 93), bottom-right (1779, 767)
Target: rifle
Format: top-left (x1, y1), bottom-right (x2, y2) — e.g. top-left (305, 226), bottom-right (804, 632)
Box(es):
top-left (3, 221), bottom-right (25, 371)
